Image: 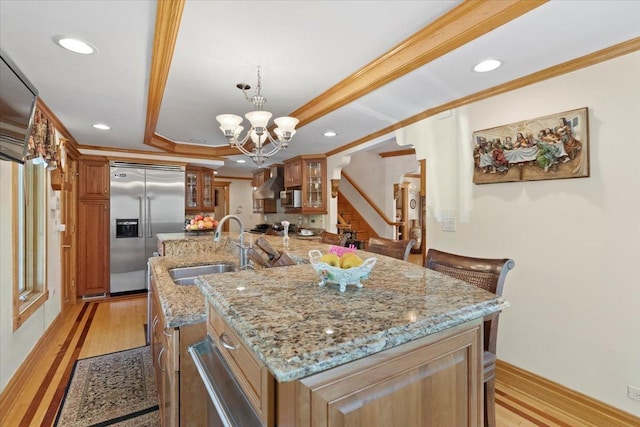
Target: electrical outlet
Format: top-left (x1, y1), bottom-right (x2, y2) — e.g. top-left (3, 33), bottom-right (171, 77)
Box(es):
top-left (628, 385), bottom-right (640, 402)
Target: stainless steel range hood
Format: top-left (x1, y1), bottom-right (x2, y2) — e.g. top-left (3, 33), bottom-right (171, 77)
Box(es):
top-left (253, 166), bottom-right (284, 199)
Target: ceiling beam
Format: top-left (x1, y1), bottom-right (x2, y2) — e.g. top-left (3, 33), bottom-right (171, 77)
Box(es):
top-left (142, 0), bottom-right (546, 159)
top-left (327, 36), bottom-right (640, 157)
top-left (289, 0), bottom-right (547, 127)
top-left (144, 0), bottom-right (185, 150)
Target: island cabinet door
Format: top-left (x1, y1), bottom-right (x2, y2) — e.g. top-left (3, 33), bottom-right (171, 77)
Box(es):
top-left (280, 320), bottom-right (483, 427)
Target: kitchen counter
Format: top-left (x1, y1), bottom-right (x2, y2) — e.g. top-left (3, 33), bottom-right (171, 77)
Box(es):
top-left (190, 236), bottom-right (508, 383)
top-left (149, 234), bottom-right (323, 328)
top-left (156, 231), bottom-right (218, 256)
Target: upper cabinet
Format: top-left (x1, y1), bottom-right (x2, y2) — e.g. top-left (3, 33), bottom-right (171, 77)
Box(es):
top-left (284, 159), bottom-right (302, 187)
top-left (185, 166), bottom-right (215, 213)
top-left (78, 157), bottom-right (109, 199)
top-left (283, 155), bottom-right (326, 213)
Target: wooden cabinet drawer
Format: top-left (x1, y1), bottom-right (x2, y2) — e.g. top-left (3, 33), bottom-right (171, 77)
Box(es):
top-left (207, 303), bottom-right (274, 426)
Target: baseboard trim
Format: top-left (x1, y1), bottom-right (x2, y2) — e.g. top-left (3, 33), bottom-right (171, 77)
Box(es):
top-left (496, 359), bottom-right (640, 426)
top-left (0, 311), bottom-right (63, 417)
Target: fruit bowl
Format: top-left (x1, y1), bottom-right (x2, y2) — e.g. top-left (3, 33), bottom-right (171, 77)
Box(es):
top-left (184, 227), bottom-right (215, 234)
top-left (308, 249), bottom-right (377, 292)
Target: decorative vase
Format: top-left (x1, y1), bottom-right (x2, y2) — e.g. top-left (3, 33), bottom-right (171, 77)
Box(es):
top-left (409, 219), bottom-right (422, 254)
top-left (282, 229), bottom-right (290, 251)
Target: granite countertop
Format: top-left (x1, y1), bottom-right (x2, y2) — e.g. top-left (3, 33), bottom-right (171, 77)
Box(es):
top-left (191, 236), bottom-right (509, 383)
top-left (148, 237), bottom-right (238, 327)
top-left (149, 234), bottom-right (322, 328)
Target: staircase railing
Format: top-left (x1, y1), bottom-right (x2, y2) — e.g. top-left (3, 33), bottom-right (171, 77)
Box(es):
top-left (342, 171), bottom-right (404, 228)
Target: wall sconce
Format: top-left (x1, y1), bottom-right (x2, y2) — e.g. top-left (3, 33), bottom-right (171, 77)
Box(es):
top-left (330, 179), bottom-right (340, 198)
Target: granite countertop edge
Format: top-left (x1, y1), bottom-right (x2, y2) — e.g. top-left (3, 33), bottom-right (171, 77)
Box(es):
top-left (200, 283), bottom-right (507, 382)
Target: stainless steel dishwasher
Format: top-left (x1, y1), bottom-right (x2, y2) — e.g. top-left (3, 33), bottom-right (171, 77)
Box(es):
top-left (188, 336), bottom-right (263, 427)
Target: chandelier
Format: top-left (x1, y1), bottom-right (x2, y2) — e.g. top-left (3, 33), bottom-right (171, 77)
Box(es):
top-left (216, 67), bottom-right (299, 166)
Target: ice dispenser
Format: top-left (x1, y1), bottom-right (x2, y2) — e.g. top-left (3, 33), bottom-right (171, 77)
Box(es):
top-left (115, 218), bottom-right (139, 238)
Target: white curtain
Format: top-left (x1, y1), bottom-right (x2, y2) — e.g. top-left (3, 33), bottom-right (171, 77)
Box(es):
top-left (395, 108), bottom-right (473, 222)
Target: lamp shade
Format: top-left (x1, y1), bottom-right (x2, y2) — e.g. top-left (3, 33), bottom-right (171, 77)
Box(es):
top-left (245, 110), bottom-right (272, 129)
top-left (249, 129), bottom-right (268, 146)
top-left (216, 114), bottom-right (243, 131)
top-left (274, 116), bottom-right (299, 132)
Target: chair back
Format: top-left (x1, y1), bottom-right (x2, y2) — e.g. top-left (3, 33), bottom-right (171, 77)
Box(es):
top-left (320, 231), bottom-right (348, 246)
top-left (366, 237), bottom-right (415, 261)
top-left (425, 248), bottom-right (515, 354)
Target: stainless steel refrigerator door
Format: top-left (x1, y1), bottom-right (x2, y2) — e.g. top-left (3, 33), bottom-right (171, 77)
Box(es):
top-left (144, 169), bottom-right (185, 261)
top-left (110, 166), bottom-right (146, 293)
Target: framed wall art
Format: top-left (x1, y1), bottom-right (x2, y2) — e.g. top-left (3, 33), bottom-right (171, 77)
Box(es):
top-left (472, 107), bottom-right (589, 184)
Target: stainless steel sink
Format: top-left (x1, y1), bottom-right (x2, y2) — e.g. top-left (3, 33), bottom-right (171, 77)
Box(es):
top-left (168, 263), bottom-right (236, 285)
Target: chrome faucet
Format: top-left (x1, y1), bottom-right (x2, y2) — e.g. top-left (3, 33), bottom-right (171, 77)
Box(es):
top-left (213, 215), bottom-right (248, 269)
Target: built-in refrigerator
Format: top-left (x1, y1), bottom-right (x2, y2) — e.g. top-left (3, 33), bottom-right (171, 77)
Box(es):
top-left (110, 162), bottom-right (185, 294)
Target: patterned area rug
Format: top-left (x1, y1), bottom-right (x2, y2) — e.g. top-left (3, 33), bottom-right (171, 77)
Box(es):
top-left (55, 346), bottom-right (159, 427)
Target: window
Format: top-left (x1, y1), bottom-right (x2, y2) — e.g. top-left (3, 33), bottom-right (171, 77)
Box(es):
top-left (13, 159), bottom-right (48, 330)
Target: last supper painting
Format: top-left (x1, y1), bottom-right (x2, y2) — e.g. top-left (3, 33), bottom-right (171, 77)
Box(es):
top-left (472, 107), bottom-right (589, 184)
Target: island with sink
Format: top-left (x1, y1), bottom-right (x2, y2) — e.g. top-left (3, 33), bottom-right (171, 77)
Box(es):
top-left (149, 230), bottom-right (508, 426)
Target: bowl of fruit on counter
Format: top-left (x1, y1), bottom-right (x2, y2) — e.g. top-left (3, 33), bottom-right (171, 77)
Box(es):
top-left (308, 247), bottom-right (377, 292)
top-left (185, 215), bottom-right (219, 233)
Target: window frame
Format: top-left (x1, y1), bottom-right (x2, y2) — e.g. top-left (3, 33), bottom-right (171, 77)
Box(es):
top-left (12, 160), bottom-right (49, 330)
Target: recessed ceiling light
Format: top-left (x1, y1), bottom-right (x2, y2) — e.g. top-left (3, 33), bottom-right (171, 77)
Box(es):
top-left (473, 59), bottom-right (501, 73)
top-left (236, 159), bottom-right (246, 164)
top-left (92, 123), bottom-right (110, 130)
top-left (53, 36), bottom-right (96, 55)
top-left (213, 171), bottom-right (218, 175)
top-left (323, 131), bottom-right (337, 137)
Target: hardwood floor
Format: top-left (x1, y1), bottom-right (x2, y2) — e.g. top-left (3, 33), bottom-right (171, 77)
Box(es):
top-left (1, 295), bottom-right (147, 427)
top-left (0, 294), bottom-right (627, 426)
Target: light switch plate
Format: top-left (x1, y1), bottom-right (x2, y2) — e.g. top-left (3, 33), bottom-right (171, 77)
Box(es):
top-left (442, 217), bottom-right (456, 232)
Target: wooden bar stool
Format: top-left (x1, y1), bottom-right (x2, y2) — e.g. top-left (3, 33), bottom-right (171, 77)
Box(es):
top-left (425, 248), bottom-right (515, 427)
top-left (366, 237), bottom-right (415, 261)
top-left (320, 231), bottom-right (348, 246)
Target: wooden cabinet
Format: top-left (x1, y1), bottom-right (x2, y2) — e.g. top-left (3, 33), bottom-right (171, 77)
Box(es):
top-left (283, 155), bottom-right (327, 213)
top-left (278, 319), bottom-right (482, 427)
top-left (77, 156), bottom-right (110, 297)
top-left (284, 159), bottom-right (302, 187)
top-left (77, 199), bottom-right (109, 296)
top-left (78, 157), bottom-right (109, 199)
top-left (205, 296), bottom-right (482, 427)
top-left (185, 166), bottom-right (215, 213)
top-left (207, 301), bottom-right (275, 426)
top-left (252, 168), bottom-right (276, 214)
top-left (149, 276), bottom-right (207, 426)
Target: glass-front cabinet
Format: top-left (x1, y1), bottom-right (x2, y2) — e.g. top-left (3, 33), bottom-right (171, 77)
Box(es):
top-left (186, 170), bottom-right (198, 210)
top-left (306, 159), bottom-right (323, 209)
top-left (283, 155), bottom-right (326, 213)
top-left (185, 166), bottom-right (215, 213)
top-left (202, 172), bottom-right (213, 210)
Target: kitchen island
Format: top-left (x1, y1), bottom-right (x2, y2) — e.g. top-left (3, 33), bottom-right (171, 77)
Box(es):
top-left (150, 233), bottom-right (508, 426)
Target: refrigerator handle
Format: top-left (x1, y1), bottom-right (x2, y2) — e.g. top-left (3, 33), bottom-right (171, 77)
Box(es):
top-left (147, 196), bottom-right (152, 238)
top-left (138, 196), bottom-right (144, 237)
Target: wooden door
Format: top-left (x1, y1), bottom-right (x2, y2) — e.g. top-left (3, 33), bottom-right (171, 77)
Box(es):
top-left (77, 199), bottom-right (109, 296)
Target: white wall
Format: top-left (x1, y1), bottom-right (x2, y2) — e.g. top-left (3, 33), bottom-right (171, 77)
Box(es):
top-left (424, 51), bottom-right (640, 415)
top-left (0, 161), bottom-right (62, 392)
top-left (224, 178), bottom-right (258, 230)
top-left (341, 151), bottom-right (418, 238)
